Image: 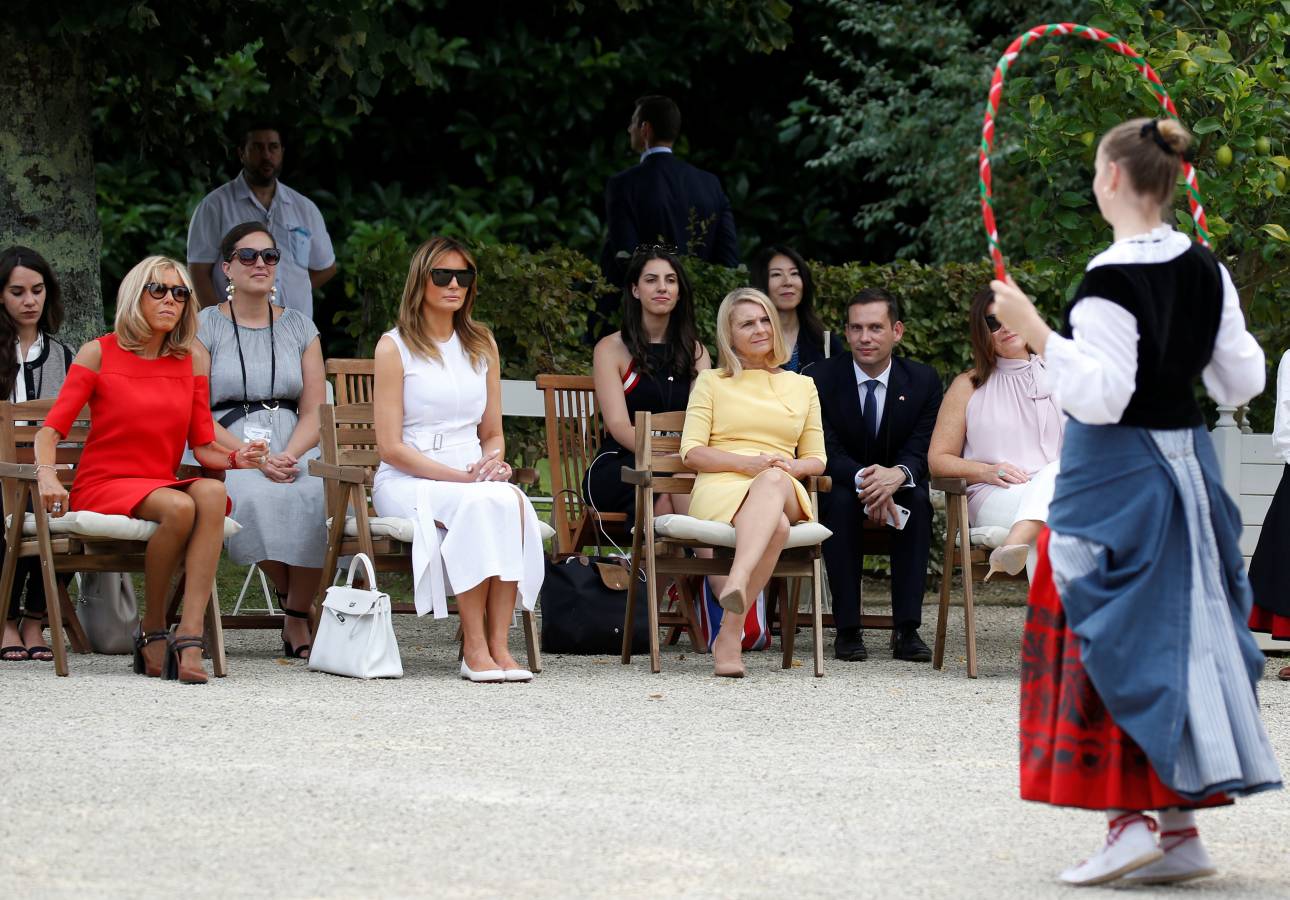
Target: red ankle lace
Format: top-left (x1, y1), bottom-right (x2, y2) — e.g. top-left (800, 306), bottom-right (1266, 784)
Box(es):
top-left (1158, 827), bottom-right (1199, 852)
top-left (1105, 812), bottom-right (1158, 848)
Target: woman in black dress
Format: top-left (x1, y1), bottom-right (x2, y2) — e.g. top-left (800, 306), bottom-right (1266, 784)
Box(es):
top-left (0, 247), bottom-right (74, 663)
top-left (1248, 348), bottom-right (1290, 680)
top-left (585, 246), bottom-right (710, 523)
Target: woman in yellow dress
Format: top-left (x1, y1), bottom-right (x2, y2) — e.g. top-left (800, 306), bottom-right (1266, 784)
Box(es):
top-left (680, 287), bottom-right (827, 677)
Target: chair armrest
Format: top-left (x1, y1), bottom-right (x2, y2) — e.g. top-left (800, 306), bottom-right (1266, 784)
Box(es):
top-left (308, 460), bottom-right (368, 484)
top-left (0, 462), bottom-right (39, 481)
top-left (510, 467), bottom-right (539, 486)
top-left (620, 467), bottom-right (650, 486)
top-left (807, 475), bottom-right (832, 494)
top-left (930, 477), bottom-right (967, 494)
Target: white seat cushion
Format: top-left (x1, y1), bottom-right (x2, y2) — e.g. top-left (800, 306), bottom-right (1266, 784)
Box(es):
top-left (12, 510), bottom-right (242, 541)
top-left (653, 513), bottom-right (831, 549)
top-left (330, 516), bottom-right (555, 544)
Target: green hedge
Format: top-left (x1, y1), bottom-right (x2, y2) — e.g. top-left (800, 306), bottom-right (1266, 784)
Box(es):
top-left (335, 232), bottom-right (1286, 462)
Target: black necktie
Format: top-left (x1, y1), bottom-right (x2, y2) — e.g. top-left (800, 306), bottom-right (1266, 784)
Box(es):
top-left (863, 379), bottom-right (879, 443)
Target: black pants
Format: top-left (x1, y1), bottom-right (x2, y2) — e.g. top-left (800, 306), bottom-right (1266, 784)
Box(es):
top-left (820, 484), bottom-right (932, 630)
top-left (2, 553), bottom-right (46, 619)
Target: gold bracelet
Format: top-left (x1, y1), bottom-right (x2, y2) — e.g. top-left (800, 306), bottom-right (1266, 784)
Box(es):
top-left (34, 464), bottom-right (56, 475)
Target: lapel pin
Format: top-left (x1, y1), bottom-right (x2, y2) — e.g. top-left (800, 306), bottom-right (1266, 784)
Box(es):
top-left (898, 395), bottom-right (906, 401)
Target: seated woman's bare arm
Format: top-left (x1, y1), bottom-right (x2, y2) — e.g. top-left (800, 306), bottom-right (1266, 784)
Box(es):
top-left (928, 373), bottom-right (1014, 487)
top-left (372, 336), bottom-right (471, 483)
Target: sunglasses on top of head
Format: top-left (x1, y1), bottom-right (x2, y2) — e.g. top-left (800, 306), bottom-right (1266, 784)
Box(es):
top-left (429, 268), bottom-right (476, 288)
top-left (984, 314), bottom-right (1004, 333)
top-left (143, 283), bottom-right (192, 303)
top-left (227, 248), bottom-right (282, 266)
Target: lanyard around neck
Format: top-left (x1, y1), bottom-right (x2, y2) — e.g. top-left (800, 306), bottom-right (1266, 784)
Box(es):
top-left (227, 300), bottom-right (275, 413)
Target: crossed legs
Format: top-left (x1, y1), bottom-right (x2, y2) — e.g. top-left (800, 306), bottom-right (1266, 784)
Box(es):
top-left (711, 469), bottom-right (802, 677)
top-left (134, 479), bottom-right (227, 678)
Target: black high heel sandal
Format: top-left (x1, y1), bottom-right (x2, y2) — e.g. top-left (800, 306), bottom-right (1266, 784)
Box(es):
top-left (19, 614), bottom-right (53, 662)
top-left (132, 625), bottom-right (171, 676)
top-left (280, 605), bottom-right (312, 659)
top-left (164, 633), bottom-right (208, 684)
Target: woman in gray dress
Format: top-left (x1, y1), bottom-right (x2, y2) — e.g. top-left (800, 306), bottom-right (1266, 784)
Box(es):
top-left (198, 222), bottom-right (327, 658)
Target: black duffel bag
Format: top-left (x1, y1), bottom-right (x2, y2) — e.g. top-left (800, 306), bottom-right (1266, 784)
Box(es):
top-left (540, 554), bottom-right (650, 655)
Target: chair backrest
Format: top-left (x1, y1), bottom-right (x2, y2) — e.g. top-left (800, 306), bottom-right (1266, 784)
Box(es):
top-left (317, 402), bottom-right (381, 516)
top-left (632, 410), bottom-right (696, 499)
top-left (326, 358), bottom-right (376, 406)
top-left (536, 374), bottom-right (606, 552)
top-left (0, 399), bottom-right (88, 515)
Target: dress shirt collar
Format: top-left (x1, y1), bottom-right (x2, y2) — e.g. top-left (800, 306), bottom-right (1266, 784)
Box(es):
top-left (233, 170), bottom-right (292, 211)
top-left (853, 358), bottom-right (892, 389)
top-left (16, 333), bottom-right (43, 364)
top-left (639, 145), bottom-right (674, 163)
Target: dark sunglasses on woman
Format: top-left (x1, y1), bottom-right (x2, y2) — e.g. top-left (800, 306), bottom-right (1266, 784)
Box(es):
top-left (984, 314), bottom-right (1003, 333)
top-left (430, 268), bottom-right (476, 288)
top-left (143, 283), bottom-right (192, 303)
top-left (227, 248), bottom-right (282, 266)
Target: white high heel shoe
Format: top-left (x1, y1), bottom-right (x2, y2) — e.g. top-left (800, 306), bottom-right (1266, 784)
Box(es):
top-left (460, 660), bottom-right (505, 683)
top-left (985, 544), bottom-right (1029, 581)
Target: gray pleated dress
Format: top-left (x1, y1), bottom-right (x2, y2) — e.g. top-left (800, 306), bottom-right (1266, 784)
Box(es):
top-left (198, 305), bottom-right (327, 568)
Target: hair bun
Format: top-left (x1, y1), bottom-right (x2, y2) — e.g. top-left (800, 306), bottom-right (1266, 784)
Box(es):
top-left (1156, 118), bottom-right (1192, 155)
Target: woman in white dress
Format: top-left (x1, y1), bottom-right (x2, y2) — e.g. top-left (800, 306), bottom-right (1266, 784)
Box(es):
top-left (372, 236), bottom-right (543, 683)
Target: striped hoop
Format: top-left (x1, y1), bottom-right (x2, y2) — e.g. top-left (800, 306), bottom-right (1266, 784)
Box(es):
top-left (981, 22), bottom-right (1209, 280)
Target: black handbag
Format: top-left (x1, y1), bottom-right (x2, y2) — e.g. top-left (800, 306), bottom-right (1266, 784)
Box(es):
top-left (540, 554), bottom-right (650, 655)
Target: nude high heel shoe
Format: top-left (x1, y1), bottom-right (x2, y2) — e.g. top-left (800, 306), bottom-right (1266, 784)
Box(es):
top-left (985, 544), bottom-right (1029, 581)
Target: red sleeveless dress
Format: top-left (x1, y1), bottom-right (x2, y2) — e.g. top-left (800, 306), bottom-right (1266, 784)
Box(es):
top-left (43, 334), bottom-right (220, 516)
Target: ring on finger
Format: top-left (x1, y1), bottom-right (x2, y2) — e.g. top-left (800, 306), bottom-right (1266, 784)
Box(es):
top-left (996, 469), bottom-right (1007, 479)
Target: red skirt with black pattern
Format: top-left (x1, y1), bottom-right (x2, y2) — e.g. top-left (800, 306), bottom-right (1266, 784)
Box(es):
top-left (1019, 529), bottom-right (1228, 811)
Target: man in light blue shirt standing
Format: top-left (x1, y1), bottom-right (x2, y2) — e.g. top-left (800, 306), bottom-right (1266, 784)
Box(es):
top-left (187, 124), bottom-right (336, 319)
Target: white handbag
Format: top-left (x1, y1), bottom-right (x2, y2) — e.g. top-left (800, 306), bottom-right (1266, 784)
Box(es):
top-left (308, 553), bottom-right (403, 679)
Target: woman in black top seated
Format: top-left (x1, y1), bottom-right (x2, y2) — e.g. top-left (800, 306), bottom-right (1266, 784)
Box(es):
top-left (585, 246), bottom-right (710, 521)
top-left (750, 245), bottom-right (844, 374)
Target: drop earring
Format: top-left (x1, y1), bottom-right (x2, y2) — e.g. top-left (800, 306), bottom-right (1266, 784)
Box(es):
top-left (270, 285), bottom-right (278, 306)
top-left (225, 281), bottom-right (235, 301)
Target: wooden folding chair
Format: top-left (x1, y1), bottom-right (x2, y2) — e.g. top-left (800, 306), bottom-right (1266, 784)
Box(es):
top-left (0, 399), bottom-right (227, 677)
top-left (929, 477), bottom-right (1025, 678)
top-left (536, 374), bottom-right (631, 555)
top-left (620, 410), bottom-right (832, 676)
top-left (309, 402), bottom-right (545, 672)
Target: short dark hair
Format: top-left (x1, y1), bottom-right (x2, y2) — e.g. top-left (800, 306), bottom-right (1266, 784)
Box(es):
top-left (220, 222), bottom-right (276, 262)
top-left (847, 287), bottom-right (901, 325)
top-left (238, 122), bottom-right (285, 148)
top-left (634, 95), bottom-right (681, 143)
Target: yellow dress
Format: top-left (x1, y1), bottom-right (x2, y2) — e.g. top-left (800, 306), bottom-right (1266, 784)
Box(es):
top-left (679, 368), bottom-right (827, 523)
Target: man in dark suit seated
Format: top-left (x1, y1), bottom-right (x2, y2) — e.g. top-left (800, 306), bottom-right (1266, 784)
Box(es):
top-left (599, 94), bottom-right (739, 288)
top-left (810, 288), bottom-right (943, 662)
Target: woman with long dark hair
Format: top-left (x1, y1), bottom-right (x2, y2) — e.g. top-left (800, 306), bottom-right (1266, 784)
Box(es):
top-left (750, 245), bottom-right (843, 374)
top-left (0, 247), bottom-right (73, 662)
top-left (584, 246), bottom-right (710, 521)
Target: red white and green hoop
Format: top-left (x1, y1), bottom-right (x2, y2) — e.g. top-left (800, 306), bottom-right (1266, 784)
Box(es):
top-left (980, 22), bottom-right (1210, 280)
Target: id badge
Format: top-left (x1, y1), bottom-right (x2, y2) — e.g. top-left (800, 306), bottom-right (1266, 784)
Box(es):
top-left (243, 423), bottom-right (273, 447)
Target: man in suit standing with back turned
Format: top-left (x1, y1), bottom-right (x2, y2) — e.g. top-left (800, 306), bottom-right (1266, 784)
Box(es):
top-left (599, 95), bottom-right (739, 291)
top-left (810, 288), bottom-right (942, 662)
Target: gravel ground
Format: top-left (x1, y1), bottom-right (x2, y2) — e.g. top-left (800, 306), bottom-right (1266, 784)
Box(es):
top-left (1, 605), bottom-right (1286, 900)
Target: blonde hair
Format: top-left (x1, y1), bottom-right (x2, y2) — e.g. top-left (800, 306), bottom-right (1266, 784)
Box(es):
top-left (715, 287), bottom-right (789, 377)
top-left (1099, 117), bottom-right (1193, 205)
top-left (395, 236), bottom-right (494, 369)
top-left (114, 256), bottom-right (199, 358)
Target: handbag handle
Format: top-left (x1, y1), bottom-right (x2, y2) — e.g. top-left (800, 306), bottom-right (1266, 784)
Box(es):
top-left (346, 553), bottom-right (379, 591)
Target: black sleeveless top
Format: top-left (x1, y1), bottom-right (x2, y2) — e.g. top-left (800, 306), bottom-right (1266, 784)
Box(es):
top-left (601, 343), bottom-right (693, 455)
top-left (1062, 241), bottom-right (1223, 429)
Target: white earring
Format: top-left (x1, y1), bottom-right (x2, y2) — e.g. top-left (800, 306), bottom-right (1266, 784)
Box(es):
top-left (225, 281), bottom-right (235, 300)
top-left (270, 285), bottom-right (278, 305)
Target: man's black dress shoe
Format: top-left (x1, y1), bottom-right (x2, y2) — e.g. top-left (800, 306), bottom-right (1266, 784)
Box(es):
top-left (891, 626), bottom-right (932, 662)
top-left (834, 627), bottom-right (868, 661)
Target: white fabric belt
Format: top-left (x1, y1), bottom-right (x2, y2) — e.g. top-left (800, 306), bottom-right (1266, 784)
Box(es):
top-left (406, 426), bottom-right (476, 453)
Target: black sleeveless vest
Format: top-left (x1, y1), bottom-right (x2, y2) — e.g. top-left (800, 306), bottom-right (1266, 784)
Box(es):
top-left (1061, 242), bottom-right (1224, 429)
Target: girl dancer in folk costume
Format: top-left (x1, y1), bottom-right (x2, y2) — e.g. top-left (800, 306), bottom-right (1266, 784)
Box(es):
top-left (1247, 348), bottom-right (1290, 680)
top-left (372, 237), bottom-right (544, 683)
top-left (993, 117), bottom-right (1281, 887)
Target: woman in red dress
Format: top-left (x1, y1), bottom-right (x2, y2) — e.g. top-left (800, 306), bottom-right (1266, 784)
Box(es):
top-left (33, 256), bottom-right (267, 684)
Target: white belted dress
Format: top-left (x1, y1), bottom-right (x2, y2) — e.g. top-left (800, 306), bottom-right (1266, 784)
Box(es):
top-left (371, 328), bottom-right (544, 619)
